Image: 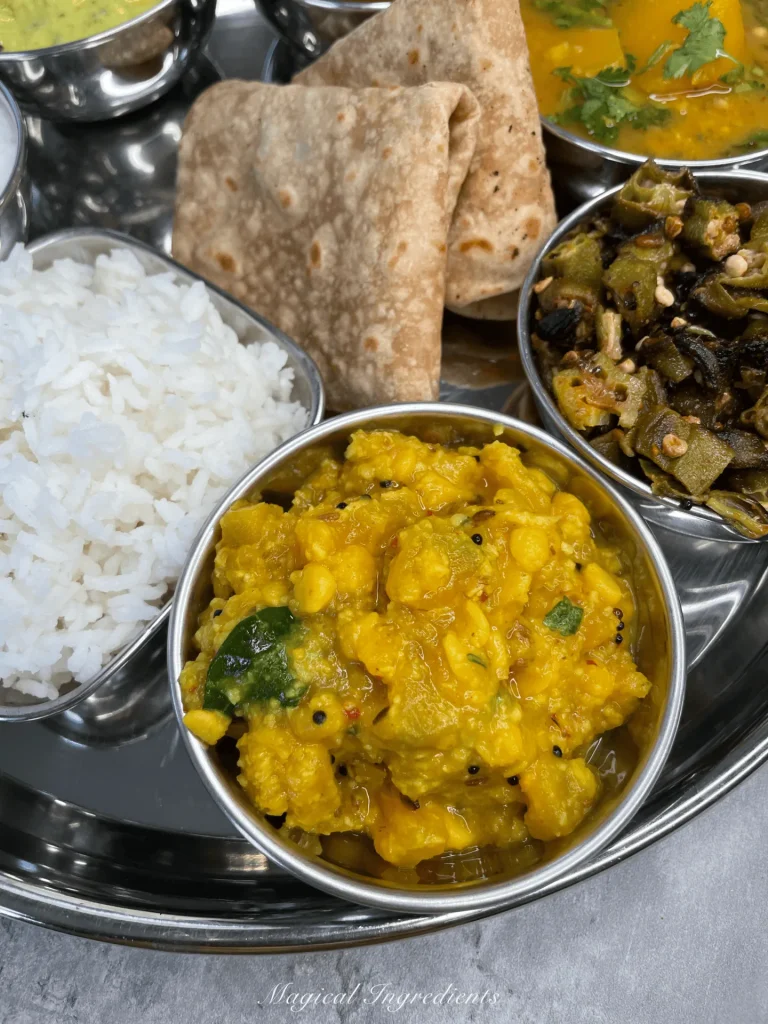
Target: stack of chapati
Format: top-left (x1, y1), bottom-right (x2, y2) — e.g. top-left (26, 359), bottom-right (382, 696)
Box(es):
top-left (173, 0), bottom-right (555, 411)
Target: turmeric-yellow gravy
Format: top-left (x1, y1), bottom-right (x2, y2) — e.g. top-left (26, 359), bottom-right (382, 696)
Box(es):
top-left (181, 430), bottom-right (650, 879)
top-left (522, 0), bottom-right (768, 160)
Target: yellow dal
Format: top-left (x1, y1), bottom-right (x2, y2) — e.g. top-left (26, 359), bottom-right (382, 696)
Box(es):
top-left (521, 0), bottom-right (768, 160)
top-left (181, 430), bottom-right (651, 872)
top-left (0, 0), bottom-right (160, 51)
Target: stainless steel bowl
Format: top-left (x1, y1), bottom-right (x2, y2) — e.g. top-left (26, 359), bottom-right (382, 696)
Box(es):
top-left (0, 227), bottom-right (325, 723)
top-left (518, 169), bottom-right (768, 544)
top-left (0, 81), bottom-right (28, 258)
top-left (543, 120), bottom-right (768, 209)
top-left (168, 403), bottom-right (686, 915)
top-left (0, 0), bottom-right (217, 123)
top-left (256, 0), bottom-right (386, 57)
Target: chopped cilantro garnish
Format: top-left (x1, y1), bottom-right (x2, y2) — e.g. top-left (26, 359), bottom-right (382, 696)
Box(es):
top-left (720, 63), bottom-right (766, 92)
top-left (551, 66), bottom-right (671, 144)
top-left (663, 2), bottom-right (735, 80)
top-left (533, 0), bottom-right (612, 28)
top-left (467, 653), bottom-right (487, 668)
top-left (543, 597), bottom-right (584, 636)
top-left (635, 41), bottom-right (676, 75)
top-left (731, 129), bottom-right (768, 152)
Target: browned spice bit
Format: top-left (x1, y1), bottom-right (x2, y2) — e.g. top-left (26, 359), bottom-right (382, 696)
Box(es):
top-left (682, 499), bottom-right (694, 510)
top-left (534, 275), bottom-right (553, 294)
top-left (650, 443), bottom-right (661, 457)
top-left (337, 764), bottom-right (348, 777)
top-left (561, 350), bottom-right (581, 367)
top-left (735, 202), bottom-right (752, 222)
top-left (472, 509), bottom-right (496, 523)
top-left (400, 793), bottom-right (420, 810)
top-left (664, 215), bottom-right (684, 239)
top-left (662, 433), bottom-right (689, 458)
top-left (617, 358), bottom-right (636, 374)
top-left (613, 607), bottom-right (624, 619)
top-left (372, 706), bottom-right (389, 725)
top-left (316, 512), bottom-right (340, 521)
top-left (552, 745), bottom-right (563, 758)
top-left (670, 316), bottom-right (688, 329)
top-left (683, 415), bottom-right (702, 425)
top-left (507, 775), bottom-right (519, 786)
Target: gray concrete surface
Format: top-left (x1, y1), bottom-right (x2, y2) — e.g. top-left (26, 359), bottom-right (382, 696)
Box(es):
top-left (1, 763), bottom-right (766, 1024)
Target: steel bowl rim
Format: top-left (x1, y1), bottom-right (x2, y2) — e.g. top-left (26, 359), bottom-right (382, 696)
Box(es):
top-left (168, 401), bottom-right (686, 916)
top-left (0, 81), bottom-right (27, 220)
top-left (517, 167), bottom-right (768, 545)
top-left (291, 0), bottom-right (390, 12)
top-left (0, 0), bottom-right (203, 62)
top-left (0, 226), bottom-right (324, 723)
top-left (542, 116), bottom-right (768, 169)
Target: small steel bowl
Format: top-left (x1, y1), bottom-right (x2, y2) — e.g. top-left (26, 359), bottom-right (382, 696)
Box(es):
top-left (168, 403), bottom-right (685, 915)
top-left (256, 0), bottom-right (386, 59)
top-left (0, 227), bottom-right (324, 723)
top-left (543, 120), bottom-right (768, 209)
top-left (0, 81), bottom-right (28, 258)
top-left (0, 0), bottom-right (217, 123)
top-left (518, 169), bottom-right (768, 544)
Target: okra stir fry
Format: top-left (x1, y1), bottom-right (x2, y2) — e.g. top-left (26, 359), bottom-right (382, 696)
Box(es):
top-left (531, 160), bottom-right (768, 539)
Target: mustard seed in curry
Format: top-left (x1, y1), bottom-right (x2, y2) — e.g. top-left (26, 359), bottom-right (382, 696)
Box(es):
top-left (181, 430), bottom-right (651, 871)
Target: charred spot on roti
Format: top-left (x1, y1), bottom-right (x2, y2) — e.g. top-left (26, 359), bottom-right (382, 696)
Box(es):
top-left (224, 176), bottom-right (238, 192)
top-left (214, 251), bottom-right (237, 274)
top-left (308, 241), bottom-right (322, 269)
top-left (337, 111), bottom-right (346, 122)
top-left (382, 146), bottom-right (393, 159)
top-left (388, 240), bottom-right (409, 269)
top-left (408, 49), bottom-right (420, 65)
top-left (364, 337), bottom-right (379, 352)
top-left (509, 246), bottom-right (520, 259)
top-left (523, 217), bottom-right (541, 241)
top-left (481, 59), bottom-right (493, 71)
top-left (459, 239), bottom-right (494, 254)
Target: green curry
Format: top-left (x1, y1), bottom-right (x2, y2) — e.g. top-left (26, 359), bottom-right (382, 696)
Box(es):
top-left (0, 0), bottom-right (160, 52)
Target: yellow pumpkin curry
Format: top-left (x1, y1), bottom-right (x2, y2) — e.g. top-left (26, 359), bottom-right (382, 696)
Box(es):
top-left (521, 0), bottom-right (768, 160)
top-left (181, 430), bottom-right (651, 874)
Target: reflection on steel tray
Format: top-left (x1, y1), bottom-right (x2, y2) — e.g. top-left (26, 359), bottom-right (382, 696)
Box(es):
top-left (2, 0), bottom-right (768, 951)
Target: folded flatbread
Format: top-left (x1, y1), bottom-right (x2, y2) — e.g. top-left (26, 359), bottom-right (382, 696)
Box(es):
top-left (295, 0), bottom-right (556, 320)
top-left (173, 81), bottom-right (479, 410)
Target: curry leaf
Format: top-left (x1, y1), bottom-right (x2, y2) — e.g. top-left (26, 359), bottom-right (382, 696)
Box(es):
top-left (663, 2), bottom-right (735, 80)
top-left (204, 607), bottom-right (306, 714)
top-left (543, 597), bottom-right (584, 636)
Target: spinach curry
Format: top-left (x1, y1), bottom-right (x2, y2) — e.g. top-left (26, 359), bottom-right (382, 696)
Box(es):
top-left (521, 0), bottom-right (768, 159)
top-left (0, 0), bottom-right (160, 51)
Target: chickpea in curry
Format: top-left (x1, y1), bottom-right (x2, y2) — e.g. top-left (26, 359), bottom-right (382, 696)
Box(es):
top-left (521, 0), bottom-right (768, 160)
top-left (181, 430), bottom-right (651, 873)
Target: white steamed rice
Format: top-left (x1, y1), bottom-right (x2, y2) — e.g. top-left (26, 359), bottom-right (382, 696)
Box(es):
top-left (0, 245), bottom-right (309, 700)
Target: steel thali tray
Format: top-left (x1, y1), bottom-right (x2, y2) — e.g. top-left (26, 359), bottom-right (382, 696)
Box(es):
top-left (2, 0), bottom-right (768, 952)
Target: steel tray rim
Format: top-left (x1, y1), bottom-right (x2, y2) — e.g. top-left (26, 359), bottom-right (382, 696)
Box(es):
top-left (0, 710), bottom-right (764, 952)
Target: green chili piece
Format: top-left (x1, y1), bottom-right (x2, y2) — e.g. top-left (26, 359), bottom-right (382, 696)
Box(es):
top-left (203, 607), bottom-right (306, 716)
top-left (544, 597), bottom-right (584, 636)
top-left (748, 202), bottom-right (768, 252)
top-left (693, 273), bottom-right (768, 318)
